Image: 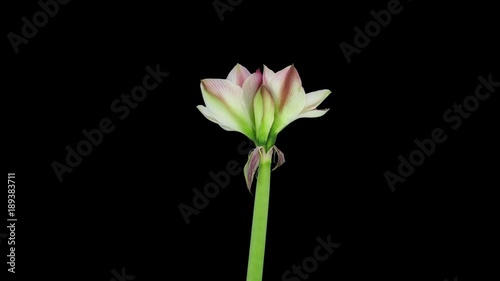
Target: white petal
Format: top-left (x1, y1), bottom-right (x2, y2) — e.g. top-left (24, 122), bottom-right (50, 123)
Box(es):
top-left (303, 90), bottom-right (331, 112)
top-left (242, 71), bottom-right (263, 122)
top-left (197, 105), bottom-right (243, 132)
top-left (267, 65), bottom-right (302, 107)
top-left (271, 87), bottom-right (307, 134)
top-left (196, 105), bottom-right (218, 124)
top-left (297, 109), bottom-right (330, 119)
top-left (200, 79), bottom-right (254, 138)
top-left (263, 65), bottom-right (275, 87)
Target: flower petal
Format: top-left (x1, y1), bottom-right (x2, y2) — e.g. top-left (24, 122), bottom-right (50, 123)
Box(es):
top-left (197, 105), bottom-right (244, 132)
top-left (226, 64), bottom-right (251, 87)
top-left (262, 65), bottom-right (275, 87)
top-left (253, 86), bottom-right (275, 145)
top-left (200, 79), bottom-right (254, 139)
top-left (266, 65), bottom-right (307, 134)
top-left (244, 146), bottom-right (263, 193)
top-left (271, 86), bottom-right (307, 134)
top-left (242, 70), bottom-right (263, 122)
top-left (196, 105), bottom-right (218, 124)
top-left (303, 90), bottom-right (331, 112)
top-left (297, 108), bottom-right (330, 119)
top-left (268, 65), bottom-right (303, 109)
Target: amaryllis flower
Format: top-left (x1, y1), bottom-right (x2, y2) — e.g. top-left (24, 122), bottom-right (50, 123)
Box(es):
top-left (196, 63), bottom-right (332, 281)
top-left (261, 65), bottom-right (331, 146)
top-left (197, 64), bottom-right (331, 149)
top-left (197, 64), bottom-right (261, 141)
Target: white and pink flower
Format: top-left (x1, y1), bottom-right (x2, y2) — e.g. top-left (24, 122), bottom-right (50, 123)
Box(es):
top-left (197, 64), bottom-right (331, 190)
top-left (197, 64), bottom-right (331, 146)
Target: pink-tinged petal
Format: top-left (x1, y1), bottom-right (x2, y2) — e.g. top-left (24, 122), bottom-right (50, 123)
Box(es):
top-left (262, 65), bottom-right (275, 87)
top-left (297, 108), bottom-right (330, 119)
top-left (242, 71), bottom-right (263, 120)
top-left (202, 78), bottom-right (242, 101)
top-left (244, 146), bottom-right (263, 193)
top-left (271, 146), bottom-right (285, 171)
top-left (243, 70), bottom-right (263, 98)
top-left (226, 64), bottom-right (251, 87)
top-left (200, 79), bottom-right (254, 138)
top-left (303, 90), bottom-right (331, 112)
top-left (268, 65), bottom-right (303, 110)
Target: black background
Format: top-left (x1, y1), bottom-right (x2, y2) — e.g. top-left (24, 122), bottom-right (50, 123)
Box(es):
top-left (3, 0), bottom-right (499, 280)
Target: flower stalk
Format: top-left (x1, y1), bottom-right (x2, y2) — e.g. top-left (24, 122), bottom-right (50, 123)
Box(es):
top-left (246, 150), bottom-right (272, 281)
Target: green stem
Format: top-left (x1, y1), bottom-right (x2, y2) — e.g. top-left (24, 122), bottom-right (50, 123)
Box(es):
top-left (246, 152), bottom-right (272, 281)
